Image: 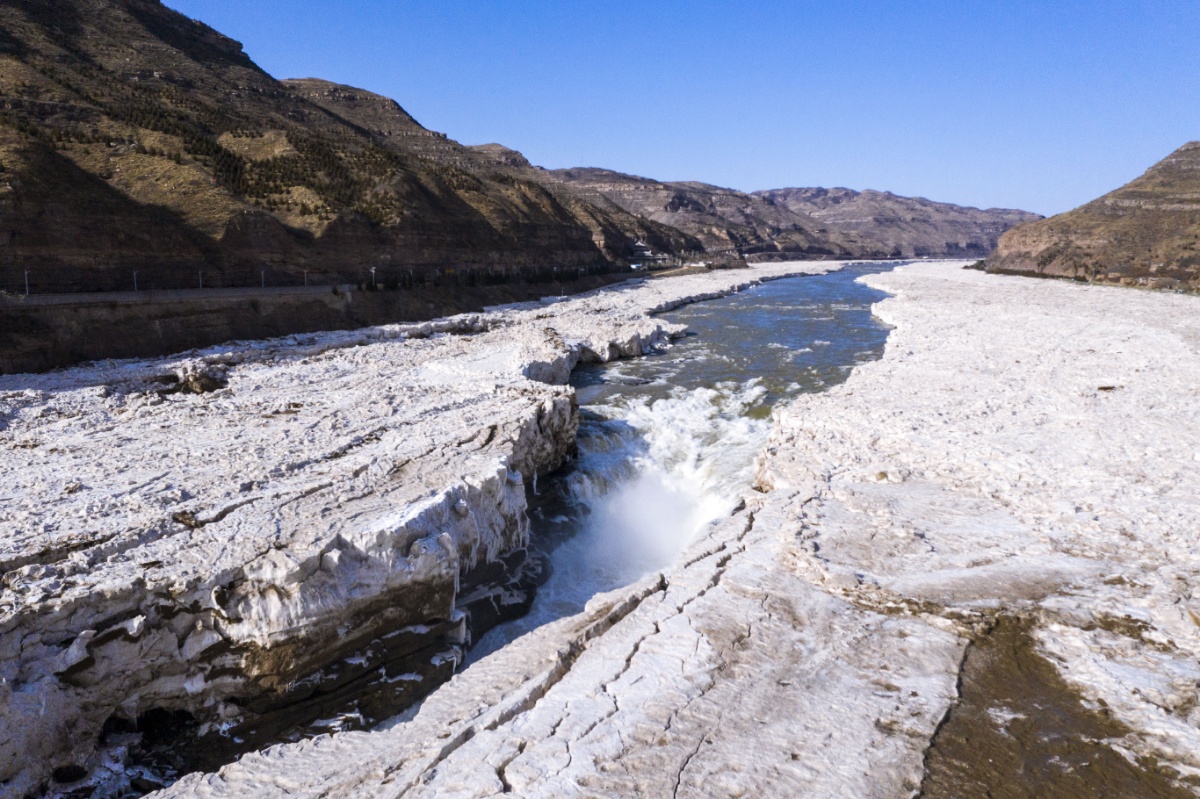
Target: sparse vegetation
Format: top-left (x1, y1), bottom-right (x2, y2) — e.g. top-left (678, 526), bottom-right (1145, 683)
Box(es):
top-left (0, 0), bottom-right (699, 294)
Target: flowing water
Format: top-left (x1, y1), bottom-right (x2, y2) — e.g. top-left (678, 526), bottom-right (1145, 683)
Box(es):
top-left (467, 262), bottom-right (900, 663)
top-left (48, 263), bottom-right (900, 799)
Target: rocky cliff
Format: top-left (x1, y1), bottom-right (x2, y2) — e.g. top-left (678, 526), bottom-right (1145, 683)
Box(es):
top-left (539, 168), bottom-right (852, 259)
top-left (0, 0), bottom-right (694, 294)
top-left (756, 186), bottom-right (1041, 259)
top-left (986, 142), bottom-right (1200, 291)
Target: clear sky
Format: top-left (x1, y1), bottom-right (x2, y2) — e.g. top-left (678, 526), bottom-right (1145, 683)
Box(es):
top-left (163, 0), bottom-right (1200, 216)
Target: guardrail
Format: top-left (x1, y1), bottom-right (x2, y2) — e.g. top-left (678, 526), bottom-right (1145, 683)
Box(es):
top-left (0, 284), bottom-right (357, 307)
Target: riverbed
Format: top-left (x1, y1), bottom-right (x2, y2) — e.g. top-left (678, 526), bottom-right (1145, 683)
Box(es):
top-left (1, 259), bottom-right (851, 798)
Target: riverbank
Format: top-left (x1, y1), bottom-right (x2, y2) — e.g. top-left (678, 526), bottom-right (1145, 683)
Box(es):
top-left (154, 262), bottom-right (1200, 798)
top-left (0, 259), bottom-right (849, 798)
top-left (0, 273), bottom-right (632, 375)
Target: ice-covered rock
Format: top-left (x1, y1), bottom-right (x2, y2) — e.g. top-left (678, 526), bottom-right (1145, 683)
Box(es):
top-left (0, 261), bottom-right (838, 798)
top-left (153, 263), bottom-right (1200, 798)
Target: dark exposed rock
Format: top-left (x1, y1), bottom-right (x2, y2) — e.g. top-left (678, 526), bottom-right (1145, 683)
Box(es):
top-left (920, 617), bottom-right (1193, 799)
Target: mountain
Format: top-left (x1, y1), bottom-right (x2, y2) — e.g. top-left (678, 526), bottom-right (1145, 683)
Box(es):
top-left (541, 169), bottom-right (1039, 261)
top-left (986, 143), bottom-right (1200, 291)
top-left (0, 0), bottom-right (695, 294)
top-left (0, 0), bottom-right (1041, 301)
top-left (538, 168), bottom-right (853, 260)
top-left (755, 187), bottom-right (1042, 259)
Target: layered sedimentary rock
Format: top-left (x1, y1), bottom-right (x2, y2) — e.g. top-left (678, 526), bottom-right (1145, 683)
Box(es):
top-left (755, 186), bottom-right (1041, 258)
top-left (158, 263), bottom-right (1200, 798)
top-left (0, 261), bottom-right (837, 798)
top-left (0, 273), bottom-right (628, 375)
top-left (0, 0), bottom-right (694, 295)
top-left (541, 169), bottom-right (1039, 261)
top-left (538, 168), bottom-right (852, 259)
top-left (987, 141), bottom-right (1200, 290)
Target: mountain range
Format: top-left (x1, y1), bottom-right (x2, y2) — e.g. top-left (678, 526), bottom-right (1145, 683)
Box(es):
top-left (0, 0), bottom-right (1038, 295)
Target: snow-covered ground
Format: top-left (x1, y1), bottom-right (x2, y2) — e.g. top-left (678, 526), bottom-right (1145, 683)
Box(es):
top-left (154, 262), bottom-right (1200, 798)
top-left (770, 264), bottom-right (1200, 780)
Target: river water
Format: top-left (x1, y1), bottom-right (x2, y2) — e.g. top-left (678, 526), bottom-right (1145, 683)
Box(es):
top-left (468, 261), bottom-right (900, 663)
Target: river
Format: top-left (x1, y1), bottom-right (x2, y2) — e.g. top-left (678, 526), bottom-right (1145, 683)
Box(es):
top-left (467, 261), bottom-right (899, 663)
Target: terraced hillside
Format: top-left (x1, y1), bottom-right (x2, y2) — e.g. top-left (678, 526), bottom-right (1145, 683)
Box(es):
top-left (0, 0), bottom-right (696, 293)
top-left (542, 169), bottom-right (1039, 261)
top-left (756, 187), bottom-right (1040, 259)
top-left (539, 168), bottom-right (854, 260)
top-left (986, 142), bottom-right (1200, 291)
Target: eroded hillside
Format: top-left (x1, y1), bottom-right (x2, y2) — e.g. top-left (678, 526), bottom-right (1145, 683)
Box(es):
top-left (0, 0), bottom-right (694, 293)
top-left (756, 186), bottom-right (1040, 259)
top-left (987, 141), bottom-right (1200, 291)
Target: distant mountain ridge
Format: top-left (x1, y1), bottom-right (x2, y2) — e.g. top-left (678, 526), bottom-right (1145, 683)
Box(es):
top-left (542, 168), bottom-right (1039, 261)
top-left (755, 187), bottom-right (1042, 259)
top-left (0, 0), bottom-right (1038, 298)
top-left (538, 168), bottom-right (849, 260)
top-left (987, 142), bottom-right (1200, 291)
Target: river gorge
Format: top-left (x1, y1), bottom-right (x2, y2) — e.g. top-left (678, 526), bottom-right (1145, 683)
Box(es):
top-left (0, 260), bottom-right (853, 797)
top-left (470, 264), bottom-right (895, 665)
top-left (4, 260), bottom-right (1200, 799)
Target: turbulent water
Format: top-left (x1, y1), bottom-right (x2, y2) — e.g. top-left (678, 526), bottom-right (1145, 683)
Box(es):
top-left (467, 262), bottom-right (899, 662)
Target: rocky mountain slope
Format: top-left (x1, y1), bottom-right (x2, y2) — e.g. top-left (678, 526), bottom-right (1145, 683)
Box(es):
top-left (757, 187), bottom-right (1041, 259)
top-left (986, 142), bottom-right (1200, 291)
top-left (0, 0), bottom-right (694, 294)
top-left (539, 168), bottom-right (853, 260)
top-left (0, 0), bottom-right (1039, 299)
top-left (542, 169), bottom-right (1038, 261)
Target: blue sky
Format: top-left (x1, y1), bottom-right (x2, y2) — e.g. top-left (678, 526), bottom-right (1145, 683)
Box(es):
top-left (164, 0), bottom-right (1200, 216)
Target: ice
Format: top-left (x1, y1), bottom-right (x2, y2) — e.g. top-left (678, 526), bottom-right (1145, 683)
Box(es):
top-left (0, 259), bottom-right (843, 796)
top-left (156, 262), bottom-right (1200, 798)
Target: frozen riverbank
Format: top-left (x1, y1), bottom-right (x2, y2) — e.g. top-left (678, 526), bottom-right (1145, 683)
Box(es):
top-left (157, 262), bottom-right (1200, 798)
top-left (469, 263), bottom-right (897, 664)
top-left (0, 261), bottom-right (846, 798)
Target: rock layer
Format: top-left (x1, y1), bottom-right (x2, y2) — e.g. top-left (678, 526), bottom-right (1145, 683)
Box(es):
top-left (756, 186), bottom-right (1041, 259)
top-left (155, 263), bottom-right (1200, 799)
top-left (0, 273), bottom-right (628, 375)
top-left (541, 169), bottom-right (1039, 261)
top-left (987, 141), bottom-right (1200, 291)
top-left (0, 261), bottom-right (839, 798)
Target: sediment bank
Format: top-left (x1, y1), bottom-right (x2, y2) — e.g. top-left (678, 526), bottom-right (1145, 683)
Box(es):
top-left (0, 273), bottom-right (629, 375)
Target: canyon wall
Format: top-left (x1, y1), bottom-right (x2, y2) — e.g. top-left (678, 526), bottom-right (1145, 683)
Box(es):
top-left (0, 0), bottom-right (696, 297)
top-left (987, 141), bottom-right (1200, 291)
top-left (0, 274), bottom-right (625, 374)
